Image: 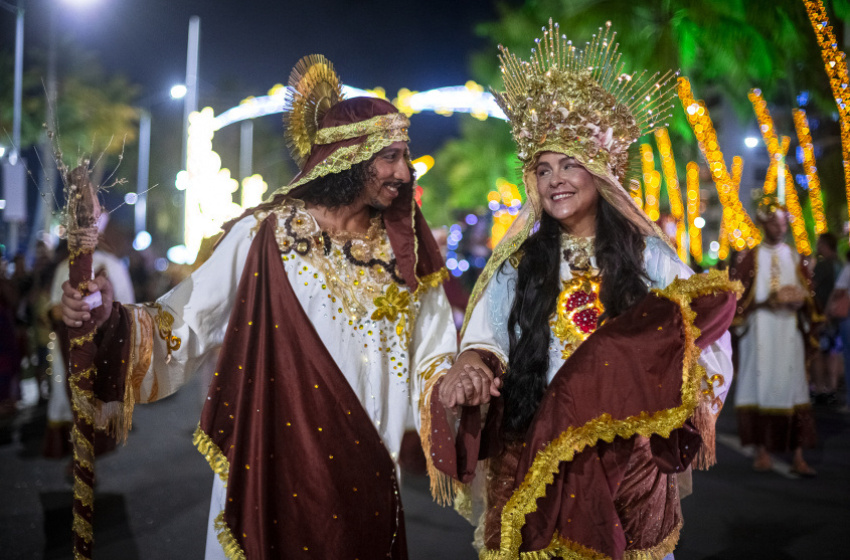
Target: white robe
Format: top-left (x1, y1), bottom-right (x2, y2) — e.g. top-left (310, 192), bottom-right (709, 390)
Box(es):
top-left (734, 242), bottom-right (809, 411)
top-left (111, 207), bottom-right (457, 558)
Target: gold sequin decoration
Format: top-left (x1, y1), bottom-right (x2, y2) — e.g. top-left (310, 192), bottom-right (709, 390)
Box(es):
top-left (315, 113), bottom-right (410, 145)
top-left (371, 283), bottom-right (413, 349)
top-left (70, 330), bottom-right (96, 349)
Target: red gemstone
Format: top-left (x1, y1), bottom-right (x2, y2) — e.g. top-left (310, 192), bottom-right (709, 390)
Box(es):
top-left (573, 308), bottom-right (599, 334)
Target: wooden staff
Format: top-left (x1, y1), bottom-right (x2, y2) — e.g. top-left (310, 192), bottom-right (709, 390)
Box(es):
top-left (64, 164), bottom-right (101, 559)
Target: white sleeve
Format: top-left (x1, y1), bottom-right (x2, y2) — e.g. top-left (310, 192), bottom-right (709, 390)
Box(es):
top-left (644, 237), bottom-right (734, 412)
top-left (410, 282), bottom-right (458, 432)
top-left (123, 216), bottom-right (256, 404)
top-left (459, 263), bottom-right (516, 366)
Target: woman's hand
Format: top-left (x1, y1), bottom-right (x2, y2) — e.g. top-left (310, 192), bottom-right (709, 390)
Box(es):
top-left (438, 350), bottom-right (502, 409)
top-left (61, 272), bottom-right (114, 329)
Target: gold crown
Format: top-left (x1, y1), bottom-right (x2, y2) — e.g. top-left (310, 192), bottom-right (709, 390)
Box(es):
top-left (493, 20), bottom-right (678, 178)
top-left (755, 190), bottom-right (785, 221)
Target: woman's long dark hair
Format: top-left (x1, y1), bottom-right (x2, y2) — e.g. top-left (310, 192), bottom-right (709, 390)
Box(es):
top-left (501, 193), bottom-right (649, 440)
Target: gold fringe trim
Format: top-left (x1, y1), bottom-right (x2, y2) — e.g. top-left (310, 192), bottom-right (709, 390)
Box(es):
top-left (73, 512), bottom-right (93, 544)
top-left (194, 425), bottom-right (231, 484)
top-left (691, 400), bottom-right (716, 470)
top-left (419, 371), bottom-right (464, 506)
top-left (70, 330), bottom-right (97, 349)
top-left (489, 269), bottom-right (740, 559)
top-left (75, 479), bottom-right (94, 509)
top-left (623, 520), bottom-right (682, 560)
top-left (214, 510), bottom-right (247, 560)
top-left (482, 529), bottom-right (609, 560)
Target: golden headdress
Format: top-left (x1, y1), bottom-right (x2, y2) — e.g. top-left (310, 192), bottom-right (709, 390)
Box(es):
top-left (755, 190), bottom-right (786, 222)
top-left (274, 54), bottom-right (411, 196)
top-left (462, 20), bottom-right (679, 334)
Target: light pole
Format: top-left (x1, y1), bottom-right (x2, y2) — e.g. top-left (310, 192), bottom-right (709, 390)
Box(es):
top-left (133, 85), bottom-right (185, 238)
top-left (0, 0), bottom-right (26, 255)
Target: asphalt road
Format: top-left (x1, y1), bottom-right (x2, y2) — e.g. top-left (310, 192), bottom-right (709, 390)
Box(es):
top-left (1, 372), bottom-right (847, 559)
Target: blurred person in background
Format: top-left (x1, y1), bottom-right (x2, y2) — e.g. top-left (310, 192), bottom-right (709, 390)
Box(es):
top-left (829, 249), bottom-right (850, 413)
top-left (731, 194), bottom-right (820, 476)
top-left (811, 232), bottom-right (842, 405)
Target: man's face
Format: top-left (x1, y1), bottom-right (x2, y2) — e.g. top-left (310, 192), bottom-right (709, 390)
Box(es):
top-left (761, 211), bottom-right (788, 244)
top-left (361, 141), bottom-right (412, 210)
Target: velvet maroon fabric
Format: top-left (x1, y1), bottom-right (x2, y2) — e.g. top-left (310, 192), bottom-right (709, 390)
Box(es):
top-left (199, 214), bottom-right (407, 558)
top-left (433, 288), bottom-right (736, 559)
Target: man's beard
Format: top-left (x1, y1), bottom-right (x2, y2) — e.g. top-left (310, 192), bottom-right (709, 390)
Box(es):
top-left (369, 178), bottom-right (413, 210)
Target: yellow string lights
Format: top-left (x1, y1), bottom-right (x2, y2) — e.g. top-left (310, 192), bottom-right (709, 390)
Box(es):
top-left (488, 178), bottom-right (523, 246)
top-left (640, 144), bottom-right (662, 222)
top-left (803, 0), bottom-right (850, 232)
top-left (793, 108), bottom-right (828, 234)
top-left (718, 156), bottom-right (745, 261)
top-left (678, 77), bottom-right (761, 249)
top-left (748, 89), bottom-right (812, 255)
top-left (686, 163), bottom-right (703, 261)
top-left (654, 129), bottom-right (687, 262)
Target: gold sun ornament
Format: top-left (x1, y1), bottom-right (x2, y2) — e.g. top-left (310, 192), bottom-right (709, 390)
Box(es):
top-left (283, 54), bottom-right (344, 168)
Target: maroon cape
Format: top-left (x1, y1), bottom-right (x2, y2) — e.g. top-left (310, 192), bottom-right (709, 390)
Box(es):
top-left (431, 271), bottom-right (740, 559)
top-left (94, 193), bottom-right (445, 558)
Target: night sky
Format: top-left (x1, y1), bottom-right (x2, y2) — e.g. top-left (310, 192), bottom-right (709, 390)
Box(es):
top-left (4, 0), bottom-right (504, 154)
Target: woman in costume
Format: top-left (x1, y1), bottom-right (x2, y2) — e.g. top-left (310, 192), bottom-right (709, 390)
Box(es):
top-left (418, 22), bottom-right (740, 560)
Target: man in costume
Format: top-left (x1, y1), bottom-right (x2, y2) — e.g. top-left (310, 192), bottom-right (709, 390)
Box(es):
top-left (731, 193), bottom-right (819, 476)
top-left (416, 21), bottom-right (740, 560)
top-left (60, 55), bottom-right (457, 559)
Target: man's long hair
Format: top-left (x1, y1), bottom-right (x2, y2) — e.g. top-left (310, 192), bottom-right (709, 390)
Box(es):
top-left (502, 193), bottom-right (648, 440)
top-left (294, 158), bottom-right (415, 209)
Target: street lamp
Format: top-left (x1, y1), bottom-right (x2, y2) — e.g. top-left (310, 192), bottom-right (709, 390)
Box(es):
top-left (744, 137), bottom-right (759, 148)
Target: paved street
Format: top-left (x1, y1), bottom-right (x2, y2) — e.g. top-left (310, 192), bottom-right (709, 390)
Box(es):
top-left (1, 372), bottom-right (847, 559)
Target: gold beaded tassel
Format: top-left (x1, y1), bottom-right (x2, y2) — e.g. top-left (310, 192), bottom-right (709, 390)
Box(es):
top-left (678, 77), bottom-right (761, 249)
top-left (748, 89), bottom-right (812, 255)
top-left (793, 108), bottom-right (828, 234)
top-left (803, 0), bottom-right (850, 237)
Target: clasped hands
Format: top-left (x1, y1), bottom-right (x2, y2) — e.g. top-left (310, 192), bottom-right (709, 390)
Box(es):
top-left (438, 350), bottom-right (501, 409)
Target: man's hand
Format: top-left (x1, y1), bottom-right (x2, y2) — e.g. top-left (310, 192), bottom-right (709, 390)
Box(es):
top-left (61, 271), bottom-right (115, 328)
top-left (438, 350), bottom-right (501, 409)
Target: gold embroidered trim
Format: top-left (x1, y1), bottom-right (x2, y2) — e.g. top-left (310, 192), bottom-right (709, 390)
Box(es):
top-left (623, 520), bottom-right (682, 560)
top-left (419, 371), bottom-right (464, 506)
top-left (272, 128), bottom-right (409, 197)
top-left (315, 113), bottom-right (410, 144)
top-left (73, 512), bottom-right (93, 544)
top-left (372, 283), bottom-right (413, 350)
top-left (214, 510), bottom-right (247, 560)
top-left (70, 330), bottom-right (96, 349)
top-left (194, 425), bottom-right (230, 484)
top-left (417, 352), bottom-right (454, 383)
top-left (151, 302), bottom-right (181, 363)
top-left (416, 268), bottom-right (449, 294)
top-left (489, 269), bottom-right (740, 559)
top-left (70, 366), bottom-right (95, 382)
